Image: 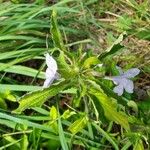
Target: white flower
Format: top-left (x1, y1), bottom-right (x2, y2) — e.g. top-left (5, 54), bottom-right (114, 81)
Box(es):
top-left (105, 66), bottom-right (140, 96)
top-left (43, 53), bottom-right (58, 88)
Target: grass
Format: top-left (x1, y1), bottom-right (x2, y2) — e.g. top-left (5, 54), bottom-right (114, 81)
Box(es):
top-left (0, 0), bottom-right (150, 149)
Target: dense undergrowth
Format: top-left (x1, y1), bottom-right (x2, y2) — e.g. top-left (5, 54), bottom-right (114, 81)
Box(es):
top-left (0, 0), bottom-right (150, 149)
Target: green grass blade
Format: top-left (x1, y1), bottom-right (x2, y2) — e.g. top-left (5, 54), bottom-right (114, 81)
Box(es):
top-left (0, 84), bottom-right (41, 92)
top-left (57, 104), bottom-right (69, 150)
top-left (0, 63), bottom-right (45, 79)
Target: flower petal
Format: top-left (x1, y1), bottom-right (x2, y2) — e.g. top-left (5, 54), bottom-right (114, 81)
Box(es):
top-left (123, 79), bottom-right (134, 93)
top-left (43, 77), bottom-right (55, 88)
top-left (111, 76), bottom-right (122, 85)
top-left (113, 84), bottom-right (124, 96)
top-left (45, 53), bottom-right (57, 72)
top-left (45, 68), bottom-right (55, 79)
top-left (123, 68), bottom-right (140, 78)
top-left (43, 67), bottom-right (57, 88)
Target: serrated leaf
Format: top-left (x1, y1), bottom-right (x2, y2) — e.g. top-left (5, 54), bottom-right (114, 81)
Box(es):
top-left (83, 56), bottom-right (100, 69)
top-left (73, 80), bottom-right (86, 108)
top-left (49, 106), bottom-right (58, 134)
top-left (89, 88), bottom-right (130, 131)
top-left (13, 81), bottom-right (68, 114)
top-left (51, 10), bottom-right (66, 51)
top-left (50, 106), bottom-right (58, 120)
top-left (68, 116), bottom-right (88, 134)
top-left (61, 87), bottom-right (77, 94)
top-left (57, 51), bottom-right (73, 78)
top-left (62, 109), bottom-right (76, 119)
top-left (57, 51), bottom-right (79, 79)
top-left (99, 32), bottom-right (126, 60)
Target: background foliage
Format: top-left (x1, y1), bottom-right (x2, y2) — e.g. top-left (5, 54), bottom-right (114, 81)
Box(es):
top-left (0, 0), bottom-right (150, 149)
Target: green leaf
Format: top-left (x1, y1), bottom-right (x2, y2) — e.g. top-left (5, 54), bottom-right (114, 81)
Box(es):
top-left (83, 56), bottom-right (100, 69)
top-left (89, 87), bottom-right (130, 131)
top-left (99, 32), bottom-right (126, 60)
top-left (20, 134), bottom-right (29, 150)
top-left (0, 55), bottom-right (34, 72)
top-left (62, 109), bottom-right (76, 119)
top-left (47, 139), bottom-right (60, 150)
top-left (32, 107), bottom-right (49, 115)
top-left (127, 101), bottom-right (138, 114)
top-left (49, 106), bottom-right (58, 134)
top-left (0, 138), bottom-right (21, 150)
top-left (50, 106), bottom-right (58, 121)
top-left (0, 112), bottom-right (54, 132)
top-left (92, 122), bottom-right (119, 150)
top-left (57, 105), bottom-right (69, 150)
top-left (138, 95), bottom-right (150, 112)
top-left (133, 139), bottom-right (144, 150)
top-left (57, 51), bottom-right (77, 79)
top-left (73, 79), bottom-right (87, 108)
top-left (0, 98), bottom-right (7, 109)
top-left (68, 116), bottom-right (88, 134)
top-left (13, 81), bottom-right (69, 114)
top-left (3, 91), bottom-right (16, 102)
top-left (51, 10), bottom-right (66, 51)
top-left (0, 84), bottom-right (42, 92)
top-left (0, 63), bottom-right (45, 79)
top-left (61, 87), bottom-right (77, 94)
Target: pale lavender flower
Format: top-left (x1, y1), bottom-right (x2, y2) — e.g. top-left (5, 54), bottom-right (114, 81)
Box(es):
top-left (43, 53), bottom-right (58, 88)
top-left (105, 66), bottom-right (140, 96)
